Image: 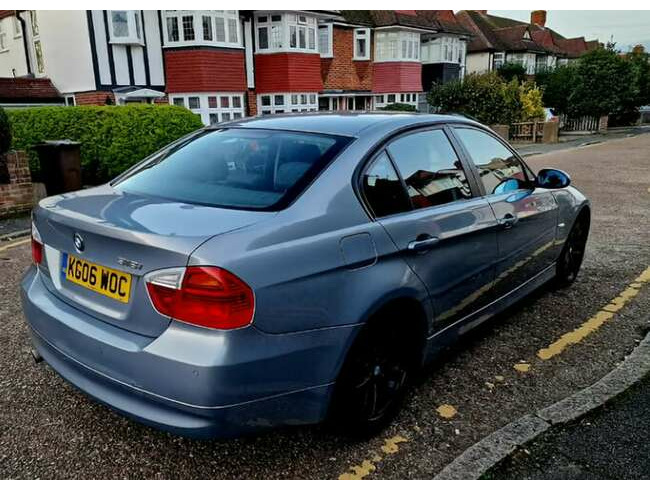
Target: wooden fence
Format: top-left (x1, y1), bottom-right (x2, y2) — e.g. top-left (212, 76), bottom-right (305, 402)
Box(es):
top-left (509, 121), bottom-right (545, 143)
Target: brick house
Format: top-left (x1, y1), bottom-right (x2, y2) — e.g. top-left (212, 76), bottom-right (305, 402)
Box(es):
top-left (457, 10), bottom-right (599, 76)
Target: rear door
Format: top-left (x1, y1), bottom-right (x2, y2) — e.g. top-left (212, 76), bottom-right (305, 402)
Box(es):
top-left (450, 125), bottom-right (559, 299)
top-left (361, 127), bottom-right (499, 331)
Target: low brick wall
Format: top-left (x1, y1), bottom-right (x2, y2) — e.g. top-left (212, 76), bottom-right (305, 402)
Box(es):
top-left (0, 150), bottom-right (33, 217)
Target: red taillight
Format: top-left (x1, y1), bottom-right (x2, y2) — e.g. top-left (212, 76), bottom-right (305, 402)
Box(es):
top-left (146, 266), bottom-right (254, 330)
top-left (31, 222), bottom-right (43, 265)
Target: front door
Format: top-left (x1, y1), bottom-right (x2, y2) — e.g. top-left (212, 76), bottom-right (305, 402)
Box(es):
top-left (451, 126), bottom-right (559, 299)
top-left (361, 127), bottom-right (499, 331)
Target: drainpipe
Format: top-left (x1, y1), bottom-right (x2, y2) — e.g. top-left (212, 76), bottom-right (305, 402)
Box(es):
top-left (17, 11), bottom-right (33, 75)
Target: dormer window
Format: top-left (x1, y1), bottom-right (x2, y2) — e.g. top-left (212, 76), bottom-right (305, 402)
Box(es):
top-left (164, 11), bottom-right (241, 48)
top-left (108, 10), bottom-right (143, 45)
top-left (523, 29), bottom-right (531, 40)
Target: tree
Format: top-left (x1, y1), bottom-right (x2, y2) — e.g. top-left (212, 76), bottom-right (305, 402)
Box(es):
top-left (535, 64), bottom-right (578, 114)
top-left (568, 47), bottom-right (635, 117)
top-left (497, 62), bottom-right (527, 82)
top-left (0, 107), bottom-right (11, 155)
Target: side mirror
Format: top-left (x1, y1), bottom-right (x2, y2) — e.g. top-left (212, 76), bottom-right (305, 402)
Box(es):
top-left (535, 168), bottom-right (571, 189)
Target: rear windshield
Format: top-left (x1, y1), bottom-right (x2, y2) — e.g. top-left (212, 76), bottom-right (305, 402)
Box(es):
top-left (113, 128), bottom-right (351, 210)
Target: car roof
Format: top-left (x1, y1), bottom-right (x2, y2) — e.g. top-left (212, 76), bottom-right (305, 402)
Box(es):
top-left (223, 112), bottom-right (476, 137)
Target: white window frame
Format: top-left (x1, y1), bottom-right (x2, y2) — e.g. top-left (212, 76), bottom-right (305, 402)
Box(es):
top-left (170, 92), bottom-right (245, 126)
top-left (257, 92), bottom-right (318, 114)
top-left (492, 51), bottom-right (505, 70)
top-left (108, 10), bottom-right (144, 45)
top-left (163, 10), bottom-right (241, 48)
top-left (353, 28), bottom-right (370, 60)
top-left (421, 35), bottom-right (466, 65)
top-left (13, 16), bottom-right (21, 38)
top-left (255, 12), bottom-right (318, 55)
top-left (374, 93), bottom-right (418, 109)
top-left (318, 23), bottom-right (333, 58)
top-left (0, 21), bottom-right (6, 52)
top-left (374, 30), bottom-right (420, 62)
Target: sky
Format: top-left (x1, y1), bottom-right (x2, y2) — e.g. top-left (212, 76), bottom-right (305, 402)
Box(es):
top-left (489, 10), bottom-right (650, 50)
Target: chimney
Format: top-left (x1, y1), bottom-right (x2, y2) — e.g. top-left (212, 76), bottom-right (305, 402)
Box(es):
top-left (531, 10), bottom-right (547, 27)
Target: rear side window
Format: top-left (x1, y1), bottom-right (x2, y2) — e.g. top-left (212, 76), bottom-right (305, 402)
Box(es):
top-left (362, 152), bottom-right (411, 218)
top-left (114, 129), bottom-right (350, 210)
top-left (388, 129), bottom-right (472, 209)
top-left (454, 127), bottom-right (531, 195)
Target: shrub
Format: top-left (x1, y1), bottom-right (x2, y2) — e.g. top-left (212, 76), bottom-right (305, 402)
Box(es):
top-left (497, 62), bottom-right (527, 82)
top-left (381, 102), bottom-right (417, 112)
top-left (9, 105), bottom-right (203, 183)
top-left (428, 72), bottom-right (530, 125)
top-left (535, 64), bottom-right (577, 114)
top-left (519, 81), bottom-right (545, 120)
top-left (0, 107), bottom-right (11, 155)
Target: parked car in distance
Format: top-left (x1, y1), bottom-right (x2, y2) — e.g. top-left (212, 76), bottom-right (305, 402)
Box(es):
top-left (21, 113), bottom-right (590, 438)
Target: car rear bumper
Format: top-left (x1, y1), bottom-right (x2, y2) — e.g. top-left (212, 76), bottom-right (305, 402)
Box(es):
top-left (21, 266), bottom-right (359, 438)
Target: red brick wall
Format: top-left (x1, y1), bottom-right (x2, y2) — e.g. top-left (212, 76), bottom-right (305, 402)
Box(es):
top-left (255, 53), bottom-right (323, 93)
top-left (246, 89), bottom-right (257, 117)
top-left (372, 62), bottom-right (423, 93)
top-left (165, 49), bottom-right (246, 93)
top-left (0, 151), bottom-right (33, 217)
top-left (75, 91), bottom-right (115, 106)
top-left (321, 26), bottom-right (373, 91)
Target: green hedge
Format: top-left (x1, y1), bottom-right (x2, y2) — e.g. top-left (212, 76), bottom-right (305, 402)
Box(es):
top-left (382, 103), bottom-right (417, 112)
top-left (9, 105), bottom-right (203, 183)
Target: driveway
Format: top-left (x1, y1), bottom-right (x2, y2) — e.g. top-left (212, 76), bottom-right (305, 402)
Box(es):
top-left (1, 133), bottom-right (649, 479)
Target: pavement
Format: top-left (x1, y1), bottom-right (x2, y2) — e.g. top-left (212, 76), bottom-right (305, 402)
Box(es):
top-left (1, 132), bottom-right (650, 478)
top-left (0, 213), bottom-right (30, 239)
top-left (487, 374), bottom-right (650, 479)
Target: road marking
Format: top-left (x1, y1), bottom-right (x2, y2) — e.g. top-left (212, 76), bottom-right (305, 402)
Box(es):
top-left (537, 266), bottom-right (650, 361)
top-left (436, 404), bottom-right (457, 419)
top-left (338, 435), bottom-right (409, 480)
top-left (0, 238), bottom-right (30, 253)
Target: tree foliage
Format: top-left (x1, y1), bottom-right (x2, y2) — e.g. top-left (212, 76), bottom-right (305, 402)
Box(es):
top-left (0, 107), bottom-right (11, 155)
top-left (535, 64), bottom-right (577, 115)
top-left (8, 105), bottom-right (203, 183)
top-left (427, 72), bottom-right (544, 125)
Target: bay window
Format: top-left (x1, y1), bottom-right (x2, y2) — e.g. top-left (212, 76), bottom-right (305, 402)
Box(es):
top-left (258, 92), bottom-right (318, 114)
top-left (354, 28), bottom-right (370, 60)
top-left (171, 93), bottom-right (245, 125)
top-left (375, 30), bottom-right (420, 62)
top-left (421, 36), bottom-right (467, 65)
top-left (164, 11), bottom-right (241, 47)
top-left (108, 10), bottom-right (143, 45)
top-left (255, 12), bottom-right (318, 54)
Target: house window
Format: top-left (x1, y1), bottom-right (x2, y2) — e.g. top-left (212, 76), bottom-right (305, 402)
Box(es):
top-left (375, 30), bottom-right (419, 62)
top-left (318, 24), bottom-right (332, 57)
top-left (354, 28), bottom-right (370, 60)
top-left (492, 52), bottom-right (505, 70)
top-left (108, 10), bottom-right (144, 45)
top-left (375, 93), bottom-right (418, 109)
top-left (30, 10), bottom-right (39, 36)
top-left (164, 11), bottom-right (241, 47)
top-left (255, 12), bottom-right (318, 54)
top-left (536, 55), bottom-right (548, 73)
top-left (34, 40), bottom-right (44, 73)
top-left (170, 93), bottom-right (245, 125)
top-left (0, 22), bottom-right (6, 51)
top-left (257, 92), bottom-right (318, 114)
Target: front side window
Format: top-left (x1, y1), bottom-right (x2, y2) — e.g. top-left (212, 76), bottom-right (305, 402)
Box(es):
top-left (114, 129), bottom-right (351, 210)
top-left (256, 13), bottom-right (317, 53)
top-left (362, 152), bottom-right (411, 218)
top-left (170, 93), bottom-right (245, 125)
top-left (454, 127), bottom-right (531, 195)
top-left (318, 24), bottom-right (332, 57)
top-left (388, 129), bottom-right (471, 209)
top-left (257, 92), bottom-right (318, 114)
top-left (375, 30), bottom-right (419, 62)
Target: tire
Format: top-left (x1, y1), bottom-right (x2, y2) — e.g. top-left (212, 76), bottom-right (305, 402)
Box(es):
top-left (329, 317), bottom-right (417, 437)
top-left (555, 212), bottom-right (589, 287)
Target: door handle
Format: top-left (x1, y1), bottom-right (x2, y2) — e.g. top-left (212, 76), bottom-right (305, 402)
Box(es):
top-left (498, 213), bottom-right (518, 229)
top-left (407, 235), bottom-right (440, 253)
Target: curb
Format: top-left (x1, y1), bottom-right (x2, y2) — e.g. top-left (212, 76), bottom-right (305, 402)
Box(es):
top-left (0, 229), bottom-right (30, 242)
top-left (434, 330), bottom-right (650, 480)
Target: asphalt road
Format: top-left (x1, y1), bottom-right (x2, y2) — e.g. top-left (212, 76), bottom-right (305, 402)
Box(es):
top-left (1, 134), bottom-right (649, 479)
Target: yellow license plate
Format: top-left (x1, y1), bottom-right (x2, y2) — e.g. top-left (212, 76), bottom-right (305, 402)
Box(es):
top-left (63, 253), bottom-right (132, 303)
